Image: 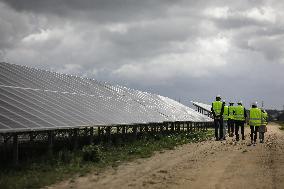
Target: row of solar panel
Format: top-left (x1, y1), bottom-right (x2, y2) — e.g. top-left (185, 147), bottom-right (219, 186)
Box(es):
top-left (0, 62), bottom-right (211, 122)
top-left (0, 62), bottom-right (212, 133)
top-left (107, 85), bottom-right (210, 121)
top-left (0, 62), bottom-right (113, 95)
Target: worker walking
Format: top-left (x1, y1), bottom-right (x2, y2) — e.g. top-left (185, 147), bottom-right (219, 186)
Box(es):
top-left (228, 102), bottom-right (235, 137)
top-left (211, 95), bottom-right (224, 141)
top-left (234, 101), bottom-right (247, 141)
top-left (222, 100), bottom-right (229, 140)
top-left (259, 109), bottom-right (268, 143)
top-left (248, 102), bottom-right (262, 145)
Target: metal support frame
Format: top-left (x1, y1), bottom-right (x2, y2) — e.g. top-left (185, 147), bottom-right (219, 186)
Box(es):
top-left (186, 122), bottom-right (190, 132)
top-left (159, 123), bottom-right (164, 133)
top-left (13, 134), bottom-right (18, 166)
top-left (177, 122), bottom-right (181, 132)
top-left (165, 122), bottom-right (169, 132)
top-left (106, 127), bottom-right (112, 144)
top-left (171, 122), bottom-right (174, 132)
top-left (73, 128), bottom-right (79, 150)
top-left (48, 131), bottom-right (54, 156)
top-left (89, 127), bottom-right (94, 144)
top-left (0, 121), bottom-right (213, 164)
top-left (132, 125), bottom-right (137, 139)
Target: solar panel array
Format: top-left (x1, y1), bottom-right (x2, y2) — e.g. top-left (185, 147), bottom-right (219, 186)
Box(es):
top-left (191, 101), bottom-right (212, 112)
top-left (0, 62), bottom-right (212, 133)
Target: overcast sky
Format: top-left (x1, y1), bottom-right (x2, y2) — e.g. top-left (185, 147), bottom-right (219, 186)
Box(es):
top-left (0, 0), bottom-right (283, 110)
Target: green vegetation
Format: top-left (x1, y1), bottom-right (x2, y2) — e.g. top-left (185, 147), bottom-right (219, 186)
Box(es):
top-left (0, 130), bottom-right (213, 189)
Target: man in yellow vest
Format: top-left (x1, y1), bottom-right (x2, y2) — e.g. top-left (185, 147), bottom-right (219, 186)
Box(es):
top-left (259, 109), bottom-right (268, 143)
top-left (222, 100), bottom-right (229, 140)
top-left (228, 102), bottom-right (235, 137)
top-left (248, 102), bottom-right (262, 145)
top-left (211, 95), bottom-right (225, 141)
top-left (234, 101), bottom-right (247, 141)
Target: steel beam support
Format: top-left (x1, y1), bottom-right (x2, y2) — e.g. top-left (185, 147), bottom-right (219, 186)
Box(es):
top-left (48, 131), bottom-right (54, 156)
top-left (73, 128), bottom-right (79, 150)
top-left (132, 126), bottom-right (137, 139)
top-left (13, 134), bottom-right (18, 166)
top-left (106, 127), bottom-right (112, 144)
top-left (89, 127), bottom-right (94, 144)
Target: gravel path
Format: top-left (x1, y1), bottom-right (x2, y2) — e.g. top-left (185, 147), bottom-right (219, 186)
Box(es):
top-left (47, 123), bottom-right (284, 189)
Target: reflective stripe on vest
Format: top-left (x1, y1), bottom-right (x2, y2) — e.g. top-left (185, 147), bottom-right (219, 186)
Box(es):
top-left (235, 105), bottom-right (245, 121)
top-left (223, 106), bottom-right (229, 121)
top-left (212, 101), bottom-right (223, 116)
top-left (249, 108), bottom-right (261, 126)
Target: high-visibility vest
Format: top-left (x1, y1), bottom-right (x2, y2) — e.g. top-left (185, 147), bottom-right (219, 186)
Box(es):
top-left (235, 105), bottom-right (245, 121)
top-left (223, 106), bottom-right (229, 121)
top-left (228, 106), bottom-right (235, 119)
top-left (212, 101), bottom-right (223, 116)
top-left (249, 108), bottom-right (262, 126)
top-left (262, 112), bottom-right (268, 125)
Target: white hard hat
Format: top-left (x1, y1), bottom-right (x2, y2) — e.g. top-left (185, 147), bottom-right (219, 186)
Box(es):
top-left (252, 102), bottom-right (257, 106)
top-left (238, 101), bottom-right (242, 104)
top-left (222, 100), bottom-right (226, 103)
top-left (216, 94), bottom-right (221, 98)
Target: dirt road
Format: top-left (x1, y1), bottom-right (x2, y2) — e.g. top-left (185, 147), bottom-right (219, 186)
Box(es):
top-left (48, 123), bottom-right (284, 189)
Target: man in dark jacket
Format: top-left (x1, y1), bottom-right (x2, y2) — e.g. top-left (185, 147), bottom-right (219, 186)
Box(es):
top-left (211, 95), bottom-right (225, 141)
top-left (234, 101), bottom-right (247, 141)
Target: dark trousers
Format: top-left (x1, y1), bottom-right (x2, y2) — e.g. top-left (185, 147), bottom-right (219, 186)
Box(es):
top-left (228, 119), bottom-right (234, 136)
top-left (250, 126), bottom-right (259, 142)
top-left (259, 132), bottom-right (264, 141)
top-left (235, 120), bottom-right (245, 140)
top-left (214, 118), bottom-right (223, 140)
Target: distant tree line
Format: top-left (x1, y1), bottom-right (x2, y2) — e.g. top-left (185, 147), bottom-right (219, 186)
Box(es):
top-left (266, 109), bottom-right (284, 121)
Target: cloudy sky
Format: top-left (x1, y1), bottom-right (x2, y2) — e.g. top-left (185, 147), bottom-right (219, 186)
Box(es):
top-left (0, 0), bottom-right (283, 109)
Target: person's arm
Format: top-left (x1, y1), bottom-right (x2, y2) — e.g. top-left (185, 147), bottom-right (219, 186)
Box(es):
top-left (220, 102), bottom-right (225, 116)
top-left (244, 108), bottom-right (247, 124)
top-left (211, 103), bottom-right (216, 117)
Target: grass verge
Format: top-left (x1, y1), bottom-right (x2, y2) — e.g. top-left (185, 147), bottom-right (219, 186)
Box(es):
top-left (0, 130), bottom-right (213, 189)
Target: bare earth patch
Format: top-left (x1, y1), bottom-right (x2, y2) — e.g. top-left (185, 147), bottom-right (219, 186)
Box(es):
top-left (47, 123), bottom-right (284, 189)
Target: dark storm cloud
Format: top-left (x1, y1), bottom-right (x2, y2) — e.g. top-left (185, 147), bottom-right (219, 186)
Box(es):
top-left (0, 2), bottom-right (34, 50)
top-left (0, 0), bottom-right (284, 109)
top-left (2, 0), bottom-right (179, 23)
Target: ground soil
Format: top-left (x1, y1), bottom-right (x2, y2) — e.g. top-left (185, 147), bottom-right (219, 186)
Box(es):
top-left (47, 123), bottom-right (284, 189)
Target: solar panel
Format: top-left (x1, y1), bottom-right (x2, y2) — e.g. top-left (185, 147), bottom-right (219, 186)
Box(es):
top-left (191, 101), bottom-right (212, 112)
top-left (0, 62), bottom-right (212, 133)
